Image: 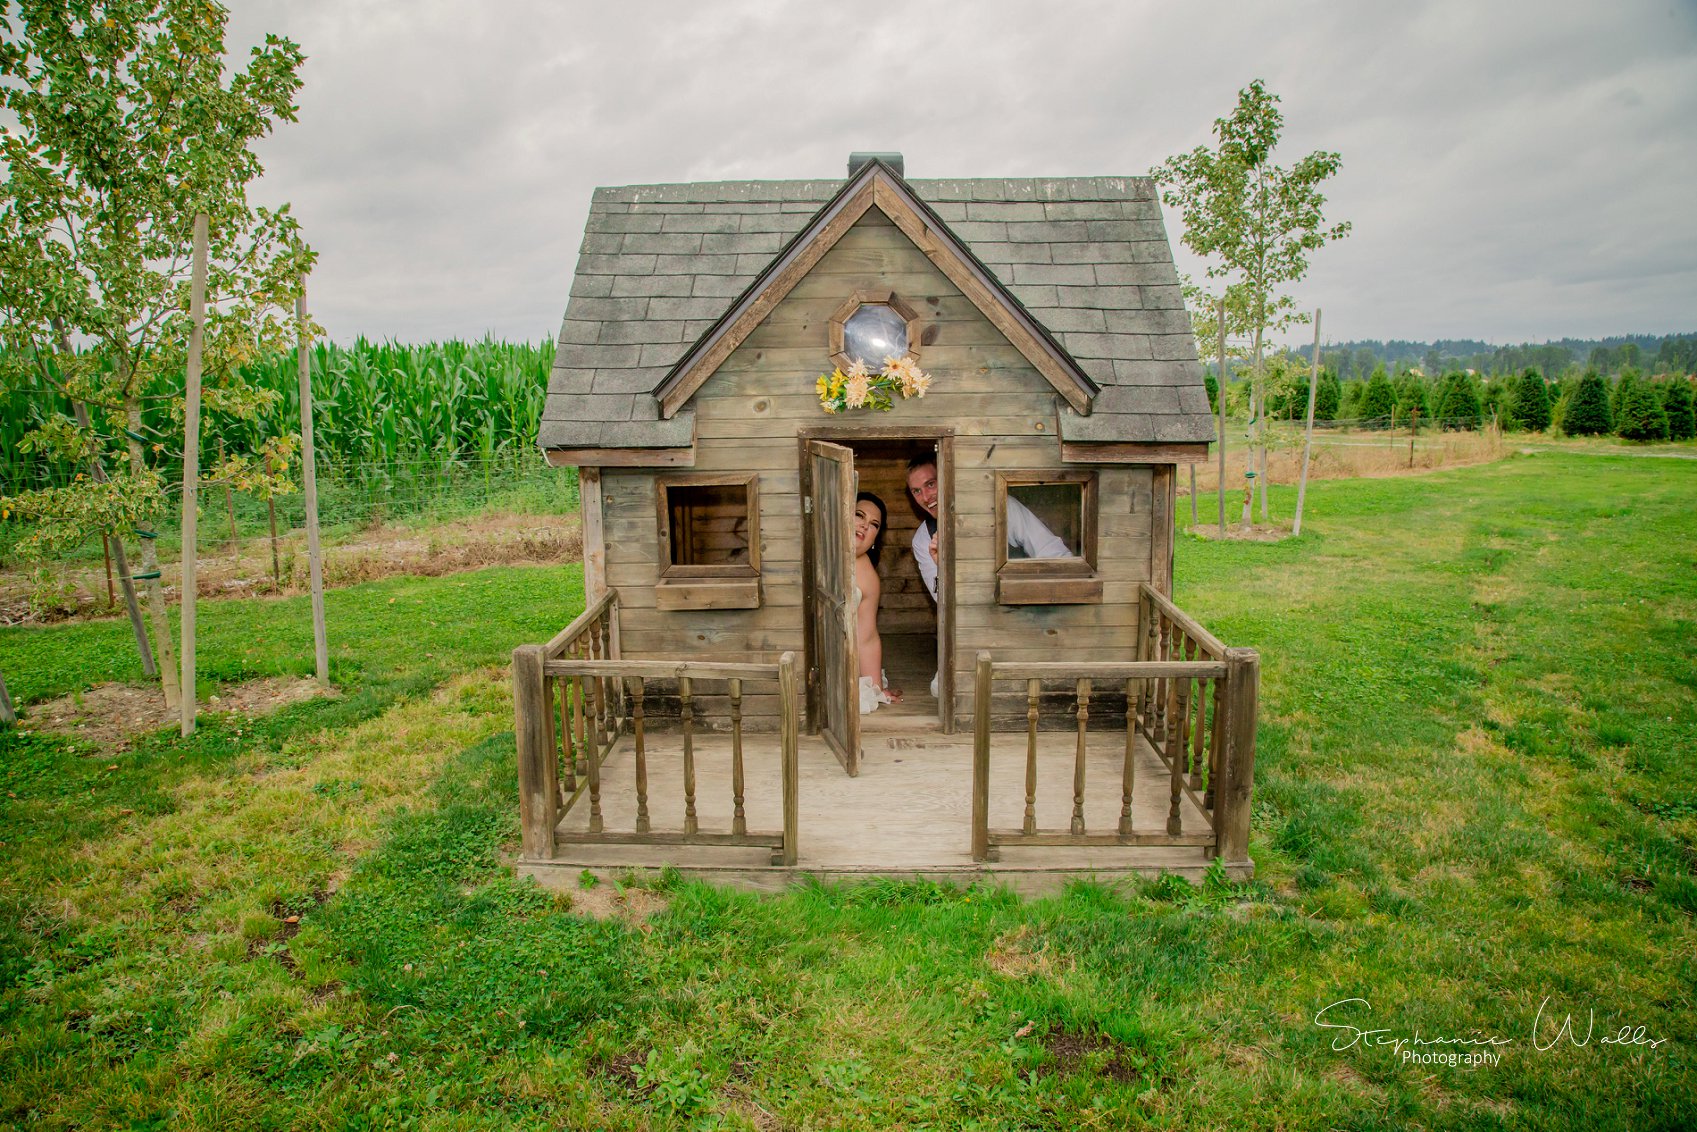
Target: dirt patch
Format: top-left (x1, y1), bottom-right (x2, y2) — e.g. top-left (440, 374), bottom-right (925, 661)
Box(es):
top-left (0, 511), bottom-right (580, 625)
top-left (26, 676), bottom-right (334, 749)
top-left (1041, 1026), bottom-right (1149, 1084)
top-left (1186, 522), bottom-right (1294, 543)
top-left (590, 1049), bottom-right (649, 1094)
top-left (567, 880), bottom-right (670, 928)
top-left (985, 924), bottom-right (1070, 980)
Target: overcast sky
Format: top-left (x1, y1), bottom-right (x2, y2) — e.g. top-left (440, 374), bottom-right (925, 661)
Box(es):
top-left (231, 0), bottom-right (1697, 349)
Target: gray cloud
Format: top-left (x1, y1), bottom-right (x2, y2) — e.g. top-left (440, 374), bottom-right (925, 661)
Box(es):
top-left (229, 0), bottom-right (1697, 348)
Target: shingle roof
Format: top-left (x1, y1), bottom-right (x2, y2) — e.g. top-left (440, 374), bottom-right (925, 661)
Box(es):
top-left (539, 175), bottom-right (1214, 450)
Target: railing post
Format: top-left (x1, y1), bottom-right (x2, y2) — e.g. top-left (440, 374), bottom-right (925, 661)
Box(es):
top-left (972, 652), bottom-right (993, 862)
top-left (778, 651), bottom-right (799, 866)
top-left (1218, 647), bottom-right (1260, 868)
top-left (513, 644), bottom-right (558, 860)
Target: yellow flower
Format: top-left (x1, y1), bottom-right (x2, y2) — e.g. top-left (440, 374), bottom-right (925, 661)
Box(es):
top-left (816, 375), bottom-right (830, 397)
top-left (822, 401), bottom-right (838, 414)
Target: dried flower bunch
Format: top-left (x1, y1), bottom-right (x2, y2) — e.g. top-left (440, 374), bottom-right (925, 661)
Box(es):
top-left (815, 356), bottom-right (933, 414)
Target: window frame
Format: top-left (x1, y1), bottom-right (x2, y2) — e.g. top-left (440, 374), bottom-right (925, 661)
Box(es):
top-left (829, 289), bottom-right (922, 372)
top-left (654, 473), bottom-right (761, 610)
top-left (993, 469), bottom-right (1102, 605)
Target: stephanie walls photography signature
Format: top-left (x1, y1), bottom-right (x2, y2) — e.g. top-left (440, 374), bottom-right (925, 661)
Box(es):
top-left (1313, 998), bottom-right (1668, 1068)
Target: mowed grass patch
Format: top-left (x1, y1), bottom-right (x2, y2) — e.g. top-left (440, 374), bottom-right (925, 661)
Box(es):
top-left (0, 453), bottom-right (1692, 1128)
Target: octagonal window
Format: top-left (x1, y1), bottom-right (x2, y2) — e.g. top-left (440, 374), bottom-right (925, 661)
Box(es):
top-left (841, 303), bottom-right (910, 367)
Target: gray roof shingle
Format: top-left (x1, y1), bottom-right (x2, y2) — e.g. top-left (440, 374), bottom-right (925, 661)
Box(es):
top-left (540, 175), bottom-right (1213, 450)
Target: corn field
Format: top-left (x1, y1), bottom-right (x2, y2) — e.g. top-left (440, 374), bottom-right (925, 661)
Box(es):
top-left (2, 337), bottom-right (553, 494)
top-left (1, 338), bottom-right (574, 567)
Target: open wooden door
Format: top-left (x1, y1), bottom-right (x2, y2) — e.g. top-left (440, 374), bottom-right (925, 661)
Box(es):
top-left (807, 440), bottom-right (860, 776)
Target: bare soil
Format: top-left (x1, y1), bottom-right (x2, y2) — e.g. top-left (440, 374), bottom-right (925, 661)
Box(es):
top-left (24, 675), bottom-right (334, 749)
top-left (2, 511), bottom-right (581, 625)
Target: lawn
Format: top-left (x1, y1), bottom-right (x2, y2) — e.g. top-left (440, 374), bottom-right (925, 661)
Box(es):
top-left (0, 450), bottom-right (1692, 1129)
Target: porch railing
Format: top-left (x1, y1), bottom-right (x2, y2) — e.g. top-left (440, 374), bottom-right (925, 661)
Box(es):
top-left (970, 582), bottom-right (1259, 867)
top-left (513, 591), bottom-right (800, 866)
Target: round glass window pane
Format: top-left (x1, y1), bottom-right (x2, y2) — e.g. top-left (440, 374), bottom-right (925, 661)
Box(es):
top-left (842, 304), bottom-right (909, 366)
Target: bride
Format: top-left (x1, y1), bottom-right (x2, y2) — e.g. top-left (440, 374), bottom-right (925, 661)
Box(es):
top-left (853, 491), bottom-right (902, 713)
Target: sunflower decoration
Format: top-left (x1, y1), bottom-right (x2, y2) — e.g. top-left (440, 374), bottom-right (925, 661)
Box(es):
top-left (814, 355), bottom-right (933, 414)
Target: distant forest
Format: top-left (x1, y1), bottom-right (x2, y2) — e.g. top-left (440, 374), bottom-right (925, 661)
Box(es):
top-left (1282, 331), bottom-right (1697, 382)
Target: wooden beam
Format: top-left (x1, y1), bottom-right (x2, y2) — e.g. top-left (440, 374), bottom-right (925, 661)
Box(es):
top-left (580, 467), bottom-right (606, 599)
top-left (1060, 442), bottom-right (1211, 464)
top-left (543, 447), bottom-right (696, 468)
top-left (513, 645), bottom-right (559, 860)
top-left (1216, 647), bottom-right (1260, 868)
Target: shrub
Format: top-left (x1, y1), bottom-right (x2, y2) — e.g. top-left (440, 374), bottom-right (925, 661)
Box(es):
top-left (1511, 368), bottom-right (1552, 432)
top-left (1616, 378), bottom-right (1670, 441)
top-left (1204, 373), bottom-right (1219, 413)
top-left (1560, 371), bottom-right (1613, 436)
top-left (1435, 372), bottom-right (1482, 431)
top-left (1664, 378), bottom-right (1696, 440)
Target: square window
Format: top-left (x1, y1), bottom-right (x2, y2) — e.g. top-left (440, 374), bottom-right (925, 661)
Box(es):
top-left (656, 475), bottom-right (761, 610)
top-left (995, 471), bottom-right (1101, 605)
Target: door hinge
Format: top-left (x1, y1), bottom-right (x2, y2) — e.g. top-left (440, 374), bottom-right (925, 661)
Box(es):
top-left (803, 497), bottom-right (813, 514)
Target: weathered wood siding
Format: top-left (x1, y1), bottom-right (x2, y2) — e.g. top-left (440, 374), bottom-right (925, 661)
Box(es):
top-left (601, 208), bottom-right (1162, 725)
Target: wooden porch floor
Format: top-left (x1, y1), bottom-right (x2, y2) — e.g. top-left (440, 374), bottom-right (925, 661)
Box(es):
top-left (517, 724), bottom-right (1240, 896)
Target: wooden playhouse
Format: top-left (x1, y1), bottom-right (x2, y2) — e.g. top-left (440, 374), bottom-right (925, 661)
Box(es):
top-left (511, 155), bottom-right (1260, 892)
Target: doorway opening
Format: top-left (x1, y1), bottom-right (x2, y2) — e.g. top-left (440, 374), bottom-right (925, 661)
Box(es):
top-left (845, 438), bottom-right (941, 730)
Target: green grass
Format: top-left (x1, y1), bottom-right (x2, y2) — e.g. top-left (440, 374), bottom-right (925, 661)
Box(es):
top-left (1, 451), bottom-right (1694, 1129)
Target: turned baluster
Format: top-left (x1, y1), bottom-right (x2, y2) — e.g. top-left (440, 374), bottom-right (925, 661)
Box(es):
top-left (585, 674), bottom-right (603, 836)
top-left (680, 675), bottom-right (698, 835)
top-left (1153, 618), bottom-right (1170, 744)
top-left (557, 672), bottom-right (577, 794)
top-left (1139, 599), bottom-right (1159, 729)
top-left (1071, 678), bottom-right (1091, 835)
top-left (1188, 640), bottom-right (1207, 790)
top-left (731, 678), bottom-right (747, 836)
top-left (1119, 676), bottom-right (1137, 836)
top-left (1166, 672), bottom-right (1189, 836)
top-left (1023, 678), bottom-right (1040, 834)
top-left (632, 676), bottom-right (650, 833)
top-left (1205, 675), bottom-right (1226, 813)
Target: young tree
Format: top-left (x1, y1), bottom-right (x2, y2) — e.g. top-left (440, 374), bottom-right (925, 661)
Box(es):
top-left (1153, 79), bottom-right (1349, 522)
top-left (0, 2), bottom-right (312, 707)
top-left (1560, 372), bottom-right (1613, 436)
top-left (1395, 373), bottom-right (1429, 423)
top-left (1663, 378), bottom-right (1696, 440)
top-left (1511, 368), bottom-right (1552, 432)
top-left (1616, 379), bottom-right (1670, 441)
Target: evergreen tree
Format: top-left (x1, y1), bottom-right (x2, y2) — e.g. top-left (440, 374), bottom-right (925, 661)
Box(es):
top-left (1560, 372), bottom-right (1613, 436)
top-left (1664, 378), bottom-right (1696, 441)
top-left (1204, 372), bottom-right (1220, 413)
top-left (1610, 369), bottom-right (1639, 423)
top-left (1395, 374), bottom-right (1429, 422)
top-left (1338, 379), bottom-right (1363, 421)
top-left (1359, 365), bottom-right (1397, 427)
top-left (1511, 368), bottom-right (1552, 432)
top-left (1435, 372), bottom-right (1482, 430)
top-left (1314, 371), bottom-right (1341, 422)
top-left (1616, 379), bottom-right (1670, 441)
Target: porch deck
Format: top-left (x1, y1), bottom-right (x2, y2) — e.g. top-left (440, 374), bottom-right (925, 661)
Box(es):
top-left (516, 725), bottom-right (1230, 896)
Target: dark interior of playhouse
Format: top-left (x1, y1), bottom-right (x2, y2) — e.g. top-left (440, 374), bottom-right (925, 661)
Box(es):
top-left (847, 438), bottom-right (936, 728)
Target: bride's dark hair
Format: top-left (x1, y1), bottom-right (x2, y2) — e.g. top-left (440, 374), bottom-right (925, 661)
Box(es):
top-left (855, 491), bottom-right (888, 569)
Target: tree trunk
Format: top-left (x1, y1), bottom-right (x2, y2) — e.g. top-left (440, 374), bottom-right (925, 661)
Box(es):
top-left (1252, 323), bottom-right (1268, 523)
top-left (70, 401), bottom-right (154, 676)
top-left (127, 392), bottom-right (181, 711)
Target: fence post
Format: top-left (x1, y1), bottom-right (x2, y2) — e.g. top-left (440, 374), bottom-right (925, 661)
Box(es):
top-left (778, 651), bottom-right (800, 866)
top-left (1217, 647), bottom-right (1260, 868)
top-left (513, 644), bottom-right (558, 860)
top-left (972, 651), bottom-right (993, 862)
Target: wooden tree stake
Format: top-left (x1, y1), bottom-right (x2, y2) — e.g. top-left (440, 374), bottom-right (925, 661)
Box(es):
top-left (1293, 309), bottom-right (1321, 537)
top-left (297, 285), bottom-right (329, 686)
top-left (0, 668), bottom-right (15, 726)
top-left (1217, 300), bottom-right (1228, 535)
top-left (179, 213), bottom-right (208, 737)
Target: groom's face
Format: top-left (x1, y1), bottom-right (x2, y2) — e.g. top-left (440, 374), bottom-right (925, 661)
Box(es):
top-left (905, 463), bottom-right (939, 517)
